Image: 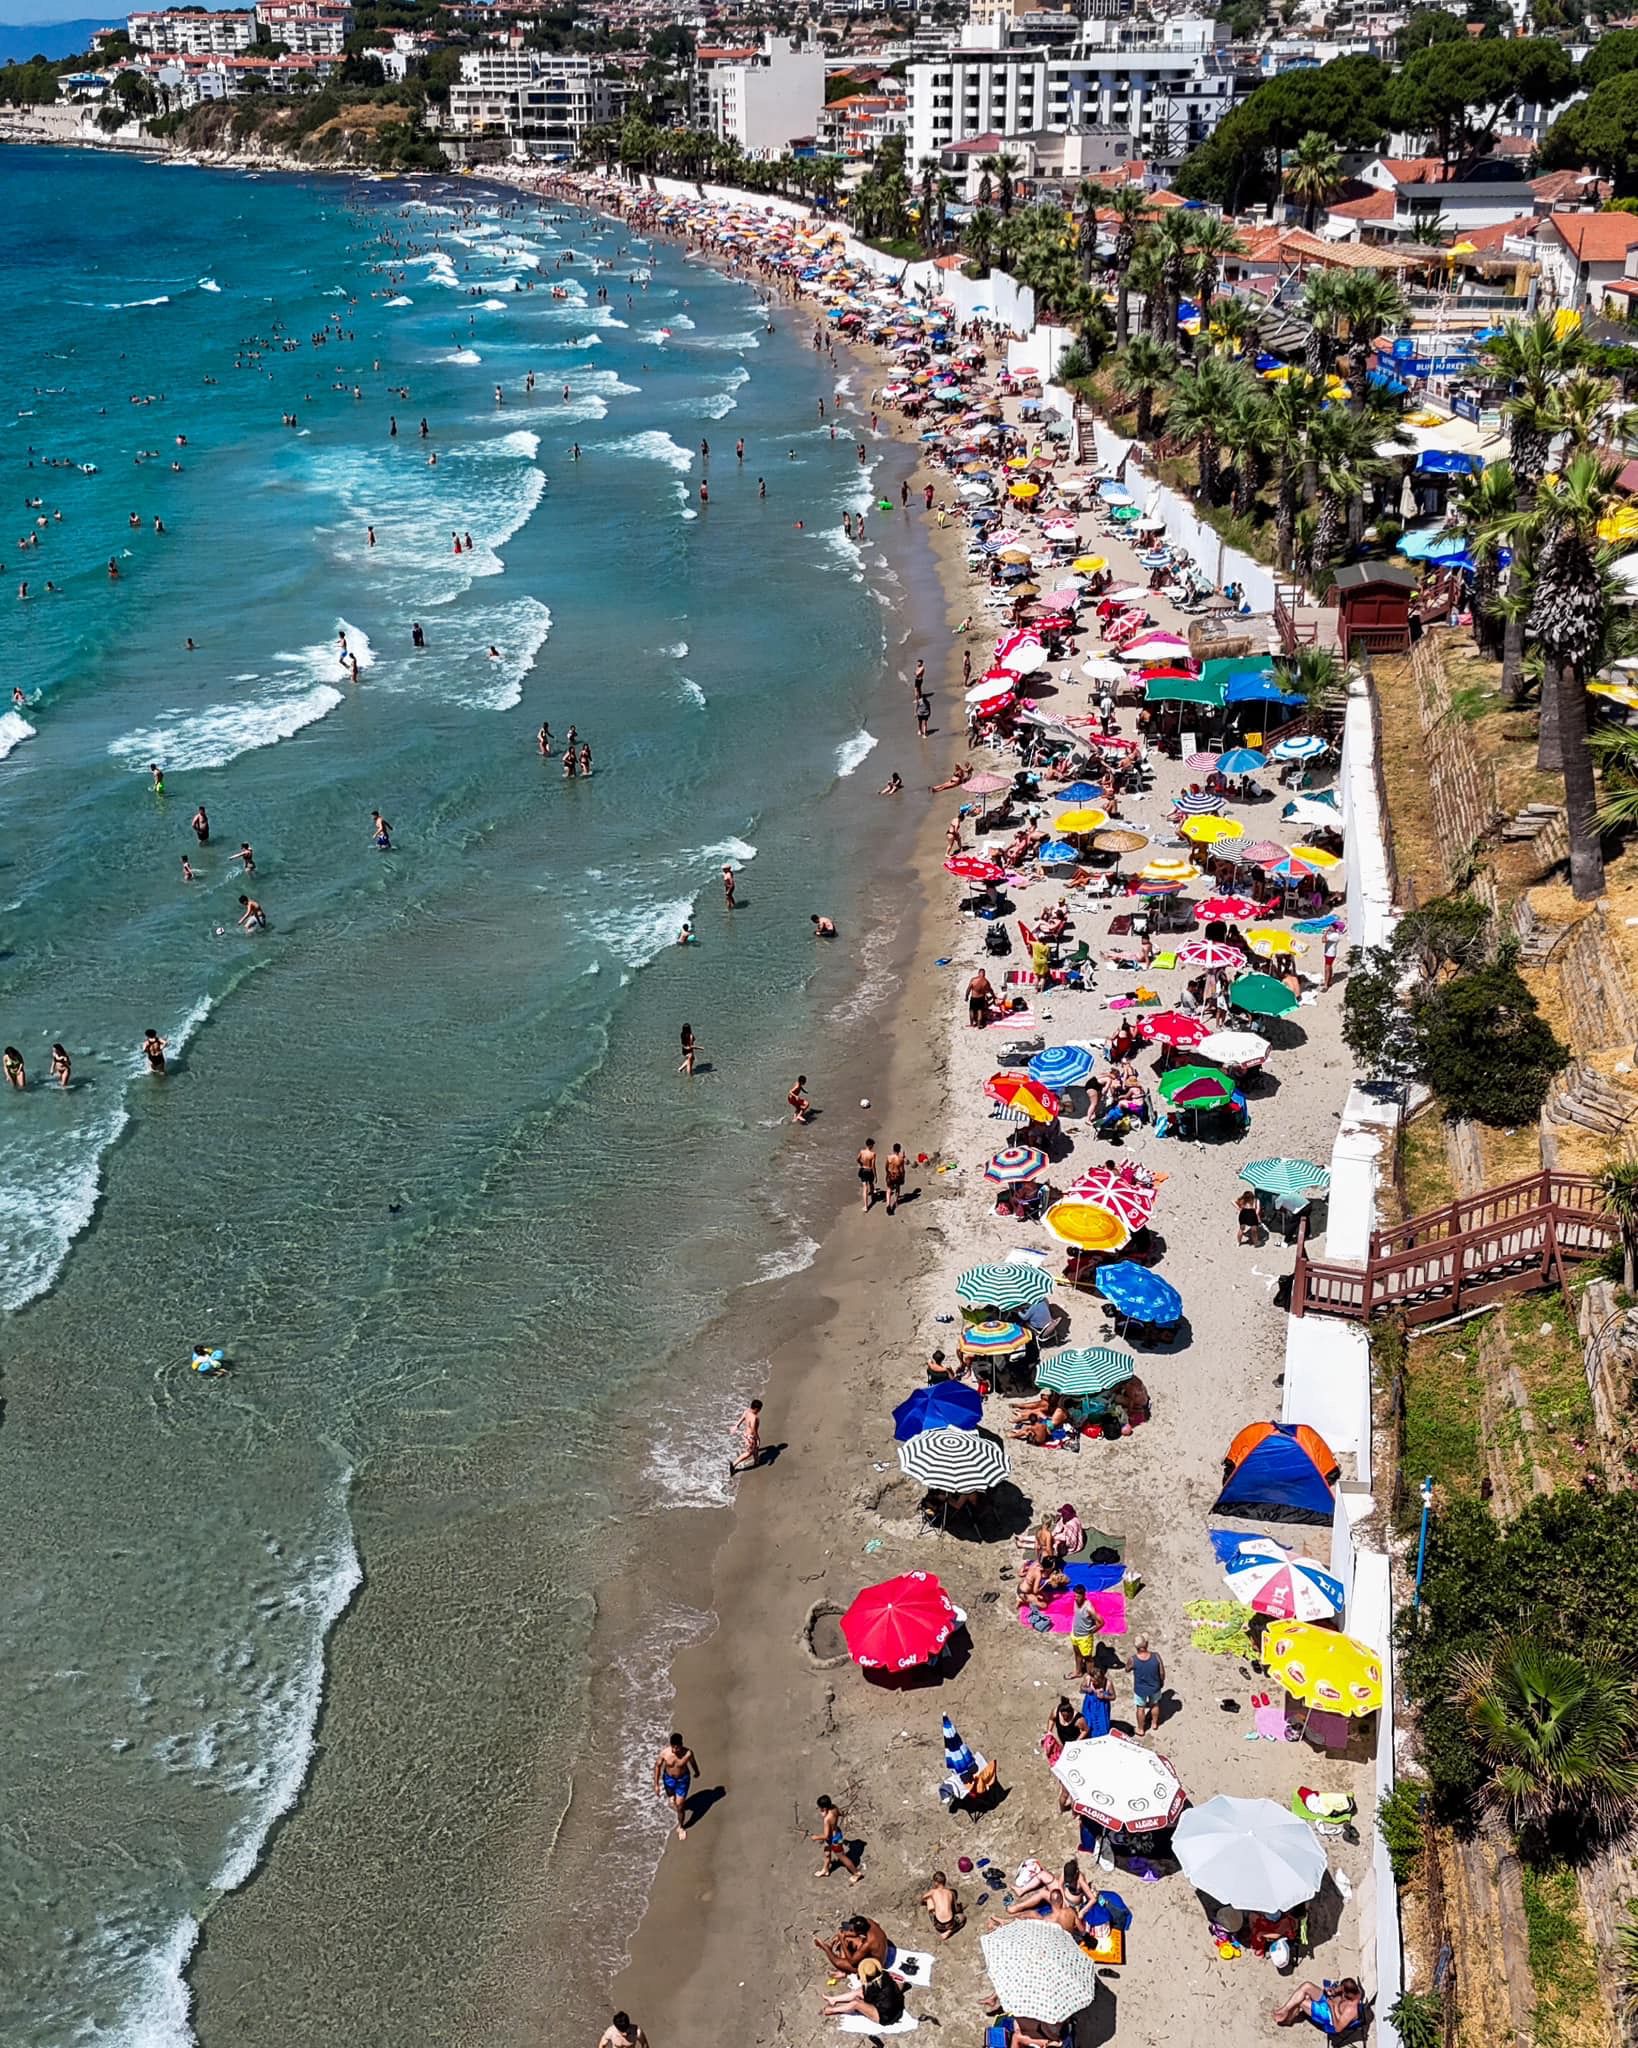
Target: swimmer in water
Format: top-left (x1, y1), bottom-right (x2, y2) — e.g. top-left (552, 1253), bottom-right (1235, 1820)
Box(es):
top-left (181, 854), bottom-right (195, 883)
top-left (237, 894), bottom-right (267, 932)
top-left (191, 805), bottom-right (209, 844)
top-left (143, 1028), bottom-right (168, 1075)
top-left (370, 809), bottom-right (392, 850)
top-left (190, 1344), bottom-right (226, 1375)
top-left (233, 841), bottom-right (255, 875)
top-left (538, 721), bottom-right (553, 757)
top-left (2, 1045), bottom-right (24, 1089)
top-left (49, 1043), bottom-right (72, 1088)
top-left (488, 645), bottom-right (501, 660)
top-left (149, 763), bottom-right (165, 796)
top-left (563, 748), bottom-right (577, 780)
top-left (411, 621), bottom-right (425, 648)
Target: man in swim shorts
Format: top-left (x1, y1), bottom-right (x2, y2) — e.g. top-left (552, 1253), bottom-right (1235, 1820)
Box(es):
top-left (653, 1732), bottom-right (699, 1840)
top-left (856, 1137), bottom-right (877, 1212)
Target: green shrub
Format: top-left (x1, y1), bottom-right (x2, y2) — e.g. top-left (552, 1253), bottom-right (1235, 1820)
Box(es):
top-left (1389, 1989), bottom-right (1444, 2048)
top-left (1377, 1777), bottom-right (1427, 1885)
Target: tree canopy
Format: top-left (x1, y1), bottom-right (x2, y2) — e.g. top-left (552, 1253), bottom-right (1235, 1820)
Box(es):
top-left (1541, 70), bottom-right (1638, 195)
top-left (1385, 38), bottom-right (1574, 165)
top-left (1174, 55), bottom-right (1391, 211)
top-left (1398, 8), bottom-right (1467, 53)
top-left (1580, 25), bottom-right (1638, 89)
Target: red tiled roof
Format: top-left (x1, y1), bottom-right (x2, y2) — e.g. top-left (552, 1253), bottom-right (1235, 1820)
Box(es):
top-left (1530, 168), bottom-right (1600, 206)
top-left (1327, 188), bottom-right (1395, 222)
top-left (1233, 224), bottom-right (1409, 271)
top-left (1377, 155), bottom-right (1445, 185)
top-left (1545, 212), bottom-right (1638, 263)
top-left (1459, 214), bottom-right (1539, 254)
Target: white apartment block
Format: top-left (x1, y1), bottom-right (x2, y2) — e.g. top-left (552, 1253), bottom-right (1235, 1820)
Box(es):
top-left (693, 35), bottom-right (825, 156)
top-left (254, 2), bottom-right (353, 55)
top-left (907, 15), bottom-right (1231, 163)
top-left (138, 49), bottom-right (336, 97)
top-left (445, 50), bottom-right (612, 150)
top-left (127, 9), bottom-right (256, 55)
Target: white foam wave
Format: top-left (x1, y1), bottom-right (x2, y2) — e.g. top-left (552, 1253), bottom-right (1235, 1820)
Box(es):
top-left (753, 1237), bottom-right (821, 1285)
top-left (0, 710), bottom-right (37, 759)
top-left (680, 678), bottom-right (706, 708)
top-left (102, 294), bottom-right (170, 308)
top-left (681, 329), bottom-right (762, 352)
top-left (662, 641), bottom-right (689, 659)
top-left (545, 333), bottom-right (603, 351)
top-left (415, 595), bottom-right (551, 711)
top-left (109, 680), bottom-right (344, 773)
top-left (693, 837), bottom-right (757, 867)
top-left (385, 295), bottom-right (413, 308)
top-left (492, 428), bottom-right (540, 460)
top-left (480, 298), bottom-right (509, 312)
top-left (198, 277), bottom-right (221, 293)
top-left (603, 430), bottom-right (693, 474)
top-left (835, 729), bottom-right (877, 778)
top-left (307, 443), bottom-right (546, 601)
top-left (443, 347), bottom-right (482, 365)
top-left (643, 1366), bottom-right (768, 1509)
top-left (670, 312), bottom-right (695, 330)
top-left (580, 895), bottom-right (695, 971)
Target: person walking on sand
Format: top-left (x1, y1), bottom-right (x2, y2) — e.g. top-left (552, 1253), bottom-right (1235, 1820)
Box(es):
top-left (598, 2015), bottom-right (649, 2048)
top-left (1067, 1584), bottom-right (1100, 1684)
top-left (856, 1136), bottom-right (878, 1212)
top-left (729, 1397), bottom-right (764, 1477)
top-left (884, 1142), bottom-right (908, 1215)
top-left (916, 689), bottom-right (930, 739)
top-left (1131, 1635), bottom-right (1166, 1734)
top-left (654, 1732), bottom-right (699, 1840)
top-left (812, 1794), bottom-right (863, 1883)
top-left (678, 1024), bottom-right (698, 1077)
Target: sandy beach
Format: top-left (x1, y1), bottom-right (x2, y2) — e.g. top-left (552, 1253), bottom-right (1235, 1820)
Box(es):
top-left (510, 180), bottom-right (1380, 2048)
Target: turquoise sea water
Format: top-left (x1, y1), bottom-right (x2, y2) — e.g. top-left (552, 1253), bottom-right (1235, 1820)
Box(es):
top-left (0, 149), bottom-right (917, 2045)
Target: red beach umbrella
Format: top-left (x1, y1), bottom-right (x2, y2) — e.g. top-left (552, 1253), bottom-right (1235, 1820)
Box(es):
top-left (1066, 1166), bottom-right (1155, 1228)
top-left (1195, 896), bottom-right (1260, 923)
top-left (840, 1572), bottom-right (959, 1670)
top-left (945, 854), bottom-right (1005, 882)
top-left (1139, 1010), bottom-right (1209, 1049)
top-left (985, 1073), bottom-right (1063, 1117)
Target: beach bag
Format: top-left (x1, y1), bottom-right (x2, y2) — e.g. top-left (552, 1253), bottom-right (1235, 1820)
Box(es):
top-left (985, 924), bottom-right (1012, 957)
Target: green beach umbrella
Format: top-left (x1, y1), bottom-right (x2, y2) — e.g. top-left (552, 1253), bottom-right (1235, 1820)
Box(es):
top-left (1201, 655), bottom-right (1274, 690)
top-left (1241, 1157), bottom-right (1331, 1199)
top-left (1157, 1064), bottom-right (1235, 1109)
top-left (1230, 973), bottom-right (1300, 1018)
top-left (1038, 1346), bottom-right (1137, 1397)
top-left (957, 1262), bottom-right (1055, 1311)
top-left (1143, 675), bottom-right (1224, 708)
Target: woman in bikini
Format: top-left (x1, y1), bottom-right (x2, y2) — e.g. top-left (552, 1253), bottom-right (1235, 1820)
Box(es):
top-left (2, 1045), bottom-right (24, 1089)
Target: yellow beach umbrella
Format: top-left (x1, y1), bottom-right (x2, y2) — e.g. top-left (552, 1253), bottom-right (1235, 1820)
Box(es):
top-left (1006, 455), bottom-right (1033, 470)
top-left (1245, 925), bottom-right (1307, 956)
top-left (1447, 239), bottom-right (1479, 260)
top-left (1010, 481), bottom-right (1041, 500)
top-left (1071, 555), bottom-right (1108, 574)
top-left (1140, 856), bottom-right (1196, 881)
top-left (1590, 679), bottom-right (1638, 713)
top-left (1054, 806), bottom-right (1110, 834)
top-left (1261, 364), bottom-right (1293, 383)
top-left (1262, 1622), bottom-right (1384, 1716)
top-left (1599, 505), bottom-right (1638, 544)
top-left (1181, 815), bottom-right (1244, 844)
top-left (1043, 1200), bottom-right (1131, 1254)
top-left (1288, 844), bottom-right (1342, 871)
top-left (1555, 308), bottom-right (1582, 340)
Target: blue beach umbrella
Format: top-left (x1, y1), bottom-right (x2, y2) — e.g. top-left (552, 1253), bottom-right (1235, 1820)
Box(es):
top-left (1271, 734), bottom-right (1328, 763)
top-left (1093, 1262), bottom-right (1183, 1325)
top-left (1029, 1044), bottom-right (1095, 1089)
top-left (1226, 675), bottom-right (1301, 707)
top-left (894, 1382), bottom-right (985, 1440)
top-left (1216, 748), bottom-right (1267, 776)
top-left (1057, 781), bottom-right (1104, 803)
top-left (1039, 839), bottom-right (1081, 865)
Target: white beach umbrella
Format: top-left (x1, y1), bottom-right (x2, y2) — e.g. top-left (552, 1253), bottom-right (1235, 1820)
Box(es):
top-left (1173, 1795), bottom-right (1328, 1912)
top-left (980, 1922), bottom-right (1104, 2025)
top-left (1197, 1029), bottom-right (1271, 1067)
top-left (1006, 642), bottom-right (1049, 676)
top-left (1049, 1736), bottom-right (1186, 1833)
top-left (1082, 657), bottom-right (1128, 685)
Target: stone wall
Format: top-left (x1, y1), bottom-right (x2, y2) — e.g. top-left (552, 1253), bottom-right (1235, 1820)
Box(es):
top-left (1409, 634), bottom-right (1500, 890)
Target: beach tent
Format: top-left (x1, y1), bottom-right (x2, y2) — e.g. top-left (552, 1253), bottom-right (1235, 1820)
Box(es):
top-left (1214, 1421), bottom-right (1338, 1518)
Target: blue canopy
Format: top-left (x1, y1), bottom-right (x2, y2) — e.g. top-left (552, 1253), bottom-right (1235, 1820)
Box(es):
top-left (1057, 780), bottom-right (1104, 803)
top-left (893, 1382), bottom-right (984, 1441)
top-left (1039, 839), bottom-right (1082, 864)
top-left (1367, 369), bottom-right (1408, 396)
top-left (1098, 480), bottom-right (1133, 502)
top-left (1397, 525), bottom-right (1458, 561)
top-left (1216, 747), bottom-right (1267, 776)
top-left (1226, 675), bottom-right (1302, 706)
top-left (1094, 1262), bottom-right (1182, 1324)
top-left (1029, 1044), bottom-right (1096, 1089)
top-left (1417, 450), bottom-right (1481, 476)
top-left (1213, 1423), bottom-right (1335, 1517)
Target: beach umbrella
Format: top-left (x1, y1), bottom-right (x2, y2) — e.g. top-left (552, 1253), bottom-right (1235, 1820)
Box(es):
top-left (840, 1572), bottom-right (960, 1670)
top-left (1289, 844), bottom-right (1343, 871)
top-left (1053, 806), bottom-right (1109, 835)
top-left (944, 854), bottom-right (1005, 882)
top-left (1245, 926), bottom-right (1306, 958)
top-left (1182, 816), bottom-right (1244, 845)
top-left (1140, 856), bottom-right (1196, 882)
top-left (1041, 588), bottom-right (1083, 612)
top-left (1007, 642), bottom-right (1050, 676)
top-left (1010, 481), bottom-right (1041, 500)
top-left (1134, 878), bottom-right (1185, 897)
top-left (1173, 1796), bottom-right (1329, 1913)
top-left (1037, 1344), bottom-right (1137, 1396)
top-left (1066, 1166), bottom-right (1154, 1229)
top-left (1173, 790), bottom-right (1225, 816)
top-left (1043, 1200), bottom-right (1130, 1254)
top-left (1223, 1551), bottom-right (1345, 1622)
top-left (960, 1318), bottom-right (1031, 1353)
top-left (1241, 1157), bottom-right (1331, 1199)
top-left (1198, 1030), bottom-right (1271, 1068)
top-left (1230, 974), bottom-right (1299, 1018)
top-left (1263, 856), bottom-right (1321, 885)
top-left (1093, 828), bottom-right (1149, 856)
top-left (1263, 1622), bottom-right (1384, 1716)
top-left (893, 1382), bottom-right (984, 1440)
top-left (1057, 780), bottom-right (1104, 804)
top-left (1284, 798), bottom-right (1343, 833)
top-left (962, 771), bottom-right (1014, 795)
top-left (957, 1260), bottom-right (1055, 1309)
top-left (899, 1425), bottom-right (1011, 1492)
top-left (1039, 839), bottom-right (1082, 866)
top-left (1195, 896), bottom-right (1260, 922)
top-left (1050, 1735), bottom-right (1187, 1833)
top-left (1029, 1044), bottom-right (1096, 1089)
top-left (1157, 1064), bottom-right (1234, 1109)
top-left (1071, 555), bottom-right (1108, 573)
top-left (984, 1144), bottom-right (1049, 1184)
top-left (983, 1076), bottom-right (1061, 1123)
top-left (1119, 634), bottom-right (1189, 661)
top-left (1144, 675), bottom-right (1224, 706)
top-left (980, 1921), bottom-right (1104, 2025)
top-left (1242, 842), bottom-right (1289, 866)
top-left (1217, 748), bottom-right (1267, 776)
top-left (1082, 657), bottom-right (1128, 685)
top-left (1139, 1010), bottom-right (1209, 1050)
top-left (1272, 734), bottom-right (1329, 763)
top-left (942, 1712), bottom-right (977, 1777)
top-left (1177, 940), bottom-right (1243, 971)
top-left (1093, 1262), bottom-right (1182, 1324)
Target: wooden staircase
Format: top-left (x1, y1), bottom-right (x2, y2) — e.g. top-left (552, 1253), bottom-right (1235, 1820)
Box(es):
top-left (1291, 1169), bottom-right (1616, 1327)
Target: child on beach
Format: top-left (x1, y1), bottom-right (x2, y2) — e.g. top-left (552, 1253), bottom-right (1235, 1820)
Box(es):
top-left (922, 1871), bottom-right (965, 1940)
top-left (812, 1795), bottom-right (863, 1882)
top-left (729, 1398), bottom-right (763, 1477)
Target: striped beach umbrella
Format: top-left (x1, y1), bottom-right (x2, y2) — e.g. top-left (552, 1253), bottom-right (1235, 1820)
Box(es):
top-left (1139, 1010), bottom-right (1209, 1049)
top-left (1272, 734), bottom-right (1329, 762)
top-left (985, 1074), bottom-right (1062, 1122)
top-left (1043, 1200), bottom-right (1130, 1254)
top-left (1173, 790), bottom-right (1225, 816)
top-left (1222, 1551), bottom-right (1345, 1622)
top-left (1176, 940), bottom-right (1243, 971)
top-left (1066, 1167), bottom-right (1155, 1229)
top-left (1288, 844), bottom-right (1343, 871)
top-left (899, 1425), bottom-right (1011, 1492)
top-left (984, 1145), bottom-right (1049, 1185)
top-left (1241, 842), bottom-right (1289, 866)
top-left (893, 1382), bottom-right (984, 1440)
top-left (957, 1263), bottom-right (1055, 1309)
top-left (959, 1318), bottom-right (1031, 1353)
top-left (1134, 877), bottom-right (1185, 896)
top-left (1037, 1345), bottom-right (1137, 1396)
top-left (1184, 751), bottom-right (1220, 771)
top-left (1094, 1262), bottom-right (1183, 1324)
top-left (1157, 1064), bottom-right (1235, 1109)
top-left (1029, 1044), bottom-right (1096, 1089)
top-left (1241, 1156), bottom-right (1331, 1199)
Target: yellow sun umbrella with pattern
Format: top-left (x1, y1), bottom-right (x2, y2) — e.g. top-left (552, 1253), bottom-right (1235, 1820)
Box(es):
top-left (1181, 815), bottom-right (1244, 844)
top-left (1262, 1622), bottom-right (1384, 1717)
top-left (1043, 1200), bottom-right (1131, 1254)
top-left (1591, 679), bottom-right (1638, 712)
top-left (1287, 844), bottom-right (1342, 870)
top-left (1140, 856), bottom-right (1196, 882)
top-left (1245, 925), bottom-right (1307, 957)
top-left (1054, 806), bottom-right (1110, 835)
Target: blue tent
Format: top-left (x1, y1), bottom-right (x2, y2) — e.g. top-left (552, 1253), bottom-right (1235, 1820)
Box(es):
top-left (1213, 1422), bottom-right (1336, 1518)
top-left (1418, 450), bottom-right (1481, 476)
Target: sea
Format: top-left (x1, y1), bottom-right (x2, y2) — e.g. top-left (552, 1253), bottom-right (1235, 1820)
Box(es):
top-left (0, 147), bottom-right (929, 2046)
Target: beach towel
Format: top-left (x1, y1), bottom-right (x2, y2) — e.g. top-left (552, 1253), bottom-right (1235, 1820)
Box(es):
top-left (987, 1011), bottom-right (1040, 1030)
top-left (838, 2016), bottom-right (918, 2035)
top-left (889, 1952), bottom-right (936, 1987)
top-left (1017, 1584), bottom-right (1128, 1637)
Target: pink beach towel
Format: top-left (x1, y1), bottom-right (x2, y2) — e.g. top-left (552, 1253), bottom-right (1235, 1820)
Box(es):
top-left (1017, 1588), bottom-right (1128, 1637)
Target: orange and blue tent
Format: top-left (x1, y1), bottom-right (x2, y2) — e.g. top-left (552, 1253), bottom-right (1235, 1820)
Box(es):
top-left (1214, 1421), bottom-right (1339, 1518)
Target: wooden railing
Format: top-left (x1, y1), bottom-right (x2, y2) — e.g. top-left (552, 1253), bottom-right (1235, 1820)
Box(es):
top-left (1292, 1170), bottom-right (1616, 1327)
top-left (1273, 584), bottom-right (1314, 656)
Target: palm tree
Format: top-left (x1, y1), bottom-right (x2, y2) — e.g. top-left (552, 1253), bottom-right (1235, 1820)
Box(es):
top-left (1300, 269), bottom-right (1346, 381)
top-left (936, 175), bottom-right (958, 246)
top-left (1526, 450), bottom-right (1624, 897)
top-left (917, 155), bottom-right (939, 249)
top-left (1074, 177), bottom-right (1102, 284)
top-left (1458, 458), bottom-right (1518, 658)
top-left (1264, 371), bottom-right (1323, 575)
top-left (1451, 1633), bottom-right (1638, 1838)
top-left (1486, 313), bottom-right (1583, 706)
top-left (1105, 184), bottom-right (1149, 348)
top-left (1113, 335), bottom-right (1176, 439)
top-left (1599, 1160), bottom-right (1638, 1292)
top-left (1285, 130), bottom-right (1342, 233)
top-left (1558, 369), bottom-right (1615, 454)
top-left (964, 205), bottom-right (999, 276)
top-left (991, 149), bottom-right (1021, 216)
top-left (1335, 271), bottom-right (1407, 407)
top-left (1167, 353), bottom-right (1241, 505)
top-left (1223, 371), bottom-right (1275, 516)
top-left (1127, 239), bottom-right (1166, 348)
top-left (1149, 210), bottom-right (1198, 351)
top-left (976, 168), bottom-right (992, 208)
top-left (1188, 213), bottom-right (1245, 321)
top-left (1307, 405), bottom-right (1383, 583)
top-left (1209, 295), bottom-right (1260, 361)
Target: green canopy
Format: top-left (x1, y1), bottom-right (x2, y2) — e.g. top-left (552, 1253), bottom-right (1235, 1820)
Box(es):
top-left (1229, 973), bottom-right (1300, 1018)
top-left (1110, 504), bottom-right (1143, 521)
top-left (1037, 1346), bottom-right (1138, 1397)
top-left (1241, 1156), bottom-right (1330, 1198)
top-left (1201, 655), bottom-right (1275, 690)
top-left (1157, 1063), bottom-right (1235, 1108)
top-left (1144, 675), bottom-right (1225, 707)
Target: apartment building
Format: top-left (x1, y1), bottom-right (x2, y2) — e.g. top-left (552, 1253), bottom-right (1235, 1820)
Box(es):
top-left (444, 48), bottom-right (613, 149)
top-left (692, 34), bottom-right (824, 156)
top-left (253, 1), bottom-right (353, 55)
top-left (127, 9), bottom-right (256, 56)
top-left (816, 88), bottom-right (907, 158)
top-left (906, 15), bottom-right (1232, 163)
top-left (136, 48), bottom-right (337, 97)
